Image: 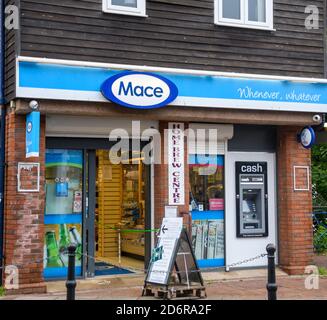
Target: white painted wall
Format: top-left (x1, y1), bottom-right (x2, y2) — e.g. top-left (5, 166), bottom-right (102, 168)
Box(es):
top-left (225, 152), bottom-right (278, 269)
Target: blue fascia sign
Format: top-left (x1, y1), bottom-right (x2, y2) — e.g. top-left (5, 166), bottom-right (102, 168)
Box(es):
top-left (101, 71), bottom-right (179, 109)
top-left (26, 111), bottom-right (40, 158)
top-left (299, 126), bottom-right (316, 149)
top-left (18, 60), bottom-right (327, 113)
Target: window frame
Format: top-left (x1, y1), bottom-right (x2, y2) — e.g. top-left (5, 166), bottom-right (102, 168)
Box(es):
top-left (215, 0), bottom-right (274, 31)
top-left (102, 0), bottom-right (147, 17)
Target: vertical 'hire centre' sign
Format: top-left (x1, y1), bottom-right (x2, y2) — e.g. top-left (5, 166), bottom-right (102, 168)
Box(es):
top-left (168, 123), bottom-right (185, 206)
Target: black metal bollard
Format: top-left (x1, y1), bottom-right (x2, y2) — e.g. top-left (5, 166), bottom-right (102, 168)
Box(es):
top-left (266, 243), bottom-right (277, 301)
top-left (66, 244), bottom-right (77, 301)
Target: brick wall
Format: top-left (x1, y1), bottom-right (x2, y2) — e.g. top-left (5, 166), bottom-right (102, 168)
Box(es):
top-left (277, 126), bottom-right (313, 275)
top-left (154, 121), bottom-right (190, 231)
top-left (3, 111), bottom-right (46, 294)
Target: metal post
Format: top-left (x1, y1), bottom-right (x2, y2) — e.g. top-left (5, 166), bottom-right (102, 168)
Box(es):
top-left (118, 229), bottom-right (121, 266)
top-left (266, 243), bottom-right (277, 301)
top-left (66, 244), bottom-right (77, 301)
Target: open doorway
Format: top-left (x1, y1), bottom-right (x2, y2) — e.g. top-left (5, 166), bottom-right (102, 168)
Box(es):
top-left (93, 149), bottom-right (147, 276)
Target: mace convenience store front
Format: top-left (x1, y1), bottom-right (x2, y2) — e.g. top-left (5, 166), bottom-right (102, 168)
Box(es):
top-left (43, 118), bottom-right (275, 278)
top-left (3, 57), bottom-right (326, 292)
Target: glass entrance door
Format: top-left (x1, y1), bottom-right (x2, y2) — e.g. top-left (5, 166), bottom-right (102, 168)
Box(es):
top-left (44, 149), bottom-right (84, 279)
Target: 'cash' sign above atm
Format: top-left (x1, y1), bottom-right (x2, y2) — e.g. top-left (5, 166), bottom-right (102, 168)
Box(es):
top-left (240, 163), bottom-right (264, 173)
top-left (101, 71), bottom-right (179, 109)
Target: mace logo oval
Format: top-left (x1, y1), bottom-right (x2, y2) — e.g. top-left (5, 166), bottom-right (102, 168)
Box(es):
top-left (101, 71), bottom-right (179, 109)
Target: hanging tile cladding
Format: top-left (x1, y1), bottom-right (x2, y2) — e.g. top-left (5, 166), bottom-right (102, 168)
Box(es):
top-left (5, 0), bottom-right (326, 100)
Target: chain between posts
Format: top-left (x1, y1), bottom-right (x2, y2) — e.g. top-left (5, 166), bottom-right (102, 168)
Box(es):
top-left (79, 251), bottom-right (267, 275)
top-left (226, 253), bottom-right (268, 269)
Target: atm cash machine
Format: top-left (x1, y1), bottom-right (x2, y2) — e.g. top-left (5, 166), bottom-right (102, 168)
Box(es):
top-left (235, 162), bottom-right (268, 238)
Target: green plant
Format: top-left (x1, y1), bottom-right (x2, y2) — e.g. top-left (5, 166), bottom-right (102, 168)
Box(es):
top-left (312, 145), bottom-right (327, 201)
top-left (0, 286), bottom-right (5, 297)
top-left (319, 267), bottom-right (327, 276)
top-left (314, 225), bottom-right (327, 253)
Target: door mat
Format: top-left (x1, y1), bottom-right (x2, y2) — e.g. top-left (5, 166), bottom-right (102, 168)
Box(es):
top-left (95, 261), bottom-right (134, 276)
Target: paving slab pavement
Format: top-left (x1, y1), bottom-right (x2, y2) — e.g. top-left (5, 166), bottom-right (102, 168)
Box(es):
top-left (1, 271), bottom-right (327, 300)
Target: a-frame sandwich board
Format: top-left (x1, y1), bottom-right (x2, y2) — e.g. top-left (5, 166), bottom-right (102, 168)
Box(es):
top-left (143, 228), bottom-right (206, 300)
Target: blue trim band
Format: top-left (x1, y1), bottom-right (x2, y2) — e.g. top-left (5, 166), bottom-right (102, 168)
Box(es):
top-left (44, 266), bottom-right (82, 279)
top-left (191, 210), bottom-right (224, 220)
top-left (197, 259), bottom-right (225, 268)
top-left (189, 154), bottom-right (224, 166)
top-left (44, 214), bottom-right (82, 225)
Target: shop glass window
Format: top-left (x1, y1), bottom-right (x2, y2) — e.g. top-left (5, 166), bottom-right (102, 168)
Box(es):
top-left (44, 149), bottom-right (83, 279)
top-left (189, 155), bottom-right (225, 268)
top-left (103, 0), bottom-right (146, 16)
top-left (189, 155), bottom-right (224, 212)
top-left (215, 0), bottom-right (273, 30)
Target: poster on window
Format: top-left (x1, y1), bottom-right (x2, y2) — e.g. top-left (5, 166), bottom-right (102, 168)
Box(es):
top-left (44, 224), bottom-right (82, 278)
top-left (45, 150), bottom-right (83, 217)
top-left (191, 218), bottom-right (224, 267)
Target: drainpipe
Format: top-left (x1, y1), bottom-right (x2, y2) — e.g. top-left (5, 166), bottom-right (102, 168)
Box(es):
top-left (0, 0), bottom-right (6, 285)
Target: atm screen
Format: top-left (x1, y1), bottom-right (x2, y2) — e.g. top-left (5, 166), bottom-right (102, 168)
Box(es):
top-left (241, 189), bottom-right (262, 230)
top-left (242, 199), bottom-right (256, 214)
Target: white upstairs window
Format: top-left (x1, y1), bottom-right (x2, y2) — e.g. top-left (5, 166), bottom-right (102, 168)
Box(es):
top-left (103, 0), bottom-right (146, 17)
top-left (215, 0), bottom-right (273, 30)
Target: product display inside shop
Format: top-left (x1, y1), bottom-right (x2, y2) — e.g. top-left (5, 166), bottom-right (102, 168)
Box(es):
top-left (95, 150), bottom-right (146, 272)
top-left (189, 155), bottom-right (225, 268)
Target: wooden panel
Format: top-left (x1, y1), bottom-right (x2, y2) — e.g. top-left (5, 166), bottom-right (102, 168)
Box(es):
top-left (96, 149), bottom-right (122, 258)
top-left (15, 0), bottom-right (325, 80)
top-left (4, 0), bottom-right (19, 101)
